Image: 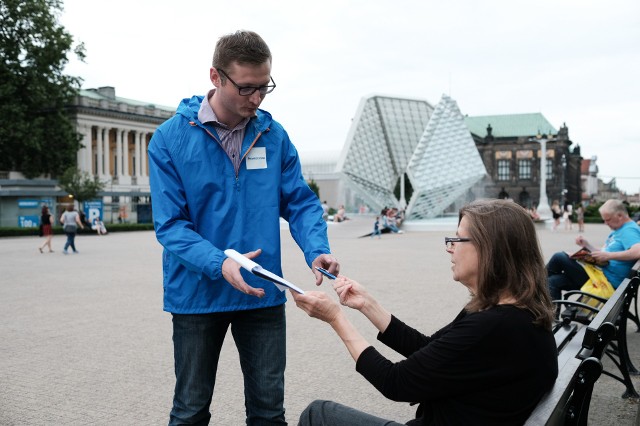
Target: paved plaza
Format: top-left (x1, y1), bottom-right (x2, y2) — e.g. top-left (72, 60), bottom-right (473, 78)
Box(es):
top-left (1, 216), bottom-right (639, 425)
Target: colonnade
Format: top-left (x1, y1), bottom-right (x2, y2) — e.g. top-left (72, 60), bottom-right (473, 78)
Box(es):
top-left (76, 123), bottom-right (152, 186)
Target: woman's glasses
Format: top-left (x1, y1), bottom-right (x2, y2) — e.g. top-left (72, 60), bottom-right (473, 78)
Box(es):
top-left (445, 237), bottom-right (471, 250)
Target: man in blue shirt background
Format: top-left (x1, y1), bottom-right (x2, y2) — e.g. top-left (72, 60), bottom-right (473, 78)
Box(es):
top-left (547, 199), bottom-right (640, 301)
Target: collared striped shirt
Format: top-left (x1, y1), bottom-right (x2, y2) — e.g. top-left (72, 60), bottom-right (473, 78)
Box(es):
top-left (198, 90), bottom-right (251, 174)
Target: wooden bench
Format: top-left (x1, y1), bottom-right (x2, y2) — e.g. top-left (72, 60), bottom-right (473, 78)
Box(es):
top-left (559, 259), bottom-right (640, 328)
top-left (525, 323), bottom-right (602, 425)
top-left (524, 261), bottom-right (640, 423)
top-left (558, 260), bottom-right (640, 397)
top-left (627, 259), bottom-right (640, 331)
top-left (579, 274), bottom-right (640, 398)
top-left (524, 266), bottom-right (640, 424)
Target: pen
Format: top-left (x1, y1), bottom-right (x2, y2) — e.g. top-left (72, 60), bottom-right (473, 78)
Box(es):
top-left (315, 266), bottom-right (337, 280)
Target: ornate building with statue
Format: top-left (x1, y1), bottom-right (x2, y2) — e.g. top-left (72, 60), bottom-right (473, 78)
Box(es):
top-left (465, 114), bottom-right (582, 209)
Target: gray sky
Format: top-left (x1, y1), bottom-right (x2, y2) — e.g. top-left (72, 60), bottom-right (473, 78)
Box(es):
top-left (60, 0), bottom-right (640, 194)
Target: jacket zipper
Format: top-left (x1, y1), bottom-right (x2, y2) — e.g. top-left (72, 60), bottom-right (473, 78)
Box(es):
top-left (192, 121), bottom-right (266, 189)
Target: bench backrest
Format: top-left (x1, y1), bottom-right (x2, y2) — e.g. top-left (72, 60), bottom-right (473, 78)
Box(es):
top-left (524, 355), bottom-right (602, 426)
top-left (632, 259), bottom-right (640, 277)
top-left (581, 277), bottom-right (632, 353)
top-left (526, 261), bottom-right (640, 424)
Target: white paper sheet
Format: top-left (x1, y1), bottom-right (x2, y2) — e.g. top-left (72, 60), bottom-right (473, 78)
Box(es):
top-left (224, 249), bottom-right (305, 294)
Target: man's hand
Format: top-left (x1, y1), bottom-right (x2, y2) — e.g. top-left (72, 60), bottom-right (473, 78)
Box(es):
top-left (311, 254), bottom-right (340, 286)
top-left (222, 249), bottom-right (265, 298)
top-left (589, 250), bottom-right (611, 262)
top-left (575, 235), bottom-right (589, 247)
top-left (575, 235), bottom-right (597, 252)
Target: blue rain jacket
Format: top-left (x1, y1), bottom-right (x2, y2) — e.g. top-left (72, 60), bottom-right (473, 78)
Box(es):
top-left (148, 96), bottom-right (330, 313)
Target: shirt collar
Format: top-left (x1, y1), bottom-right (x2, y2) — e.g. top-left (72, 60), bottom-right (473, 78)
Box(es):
top-left (197, 89), bottom-right (251, 130)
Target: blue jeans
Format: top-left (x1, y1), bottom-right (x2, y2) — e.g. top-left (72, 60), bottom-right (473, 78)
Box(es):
top-left (169, 305), bottom-right (286, 426)
top-left (546, 252), bottom-right (589, 301)
top-left (63, 232), bottom-right (77, 252)
top-left (298, 400), bottom-right (405, 426)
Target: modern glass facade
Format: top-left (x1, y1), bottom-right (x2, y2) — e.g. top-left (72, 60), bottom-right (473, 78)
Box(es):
top-left (337, 94), bottom-right (487, 220)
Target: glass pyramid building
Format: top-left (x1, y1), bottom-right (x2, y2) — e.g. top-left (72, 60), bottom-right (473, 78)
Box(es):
top-left (336, 94), bottom-right (487, 219)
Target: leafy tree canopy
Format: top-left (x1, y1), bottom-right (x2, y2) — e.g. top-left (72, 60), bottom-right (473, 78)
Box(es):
top-left (0, 0), bottom-right (85, 178)
top-left (307, 179), bottom-right (320, 199)
top-left (58, 167), bottom-right (104, 204)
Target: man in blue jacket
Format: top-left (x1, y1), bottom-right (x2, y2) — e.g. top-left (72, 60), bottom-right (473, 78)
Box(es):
top-left (148, 30), bottom-right (339, 425)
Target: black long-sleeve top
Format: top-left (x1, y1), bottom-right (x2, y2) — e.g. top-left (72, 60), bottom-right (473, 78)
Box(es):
top-left (355, 305), bottom-right (558, 425)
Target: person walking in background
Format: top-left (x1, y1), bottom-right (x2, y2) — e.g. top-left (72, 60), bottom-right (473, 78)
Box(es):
top-left (60, 205), bottom-right (84, 254)
top-left (370, 216), bottom-right (381, 239)
top-left (148, 30), bottom-right (339, 425)
top-left (38, 205), bottom-right (54, 253)
top-left (576, 204), bottom-right (585, 232)
top-left (321, 200), bottom-right (329, 221)
top-left (551, 200), bottom-right (562, 231)
top-left (292, 199), bottom-right (557, 425)
top-left (563, 202), bottom-right (573, 231)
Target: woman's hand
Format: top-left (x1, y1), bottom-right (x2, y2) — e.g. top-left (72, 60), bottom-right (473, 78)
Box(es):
top-left (334, 275), bottom-right (392, 333)
top-left (334, 276), bottom-right (369, 311)
top-left (292, 289), bottom-right (372, 363)
top-left (291, 291), bottom-right (341, 324)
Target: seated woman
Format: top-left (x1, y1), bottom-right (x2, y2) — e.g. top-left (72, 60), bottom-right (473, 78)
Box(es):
top-left (91, 217), bottom-right (108, 235)
top-left (333, 205), bottom-right (348, 222)
top-left (292, 199), bottom-right (558, 425)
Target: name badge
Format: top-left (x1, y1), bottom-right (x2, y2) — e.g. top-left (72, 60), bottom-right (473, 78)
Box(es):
top-left (246, 147), bottom-right (267, 170)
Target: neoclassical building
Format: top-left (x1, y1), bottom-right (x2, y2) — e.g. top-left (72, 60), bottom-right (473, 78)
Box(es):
top-left (0, 87), bottom-right (174, 227)
top-left (68, 86), bottom-right (174, 223)
top-left (71, 88), bottom-right (172, 185)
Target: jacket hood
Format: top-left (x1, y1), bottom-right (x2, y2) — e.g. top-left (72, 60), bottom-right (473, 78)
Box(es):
top-left (176, 95), bottom-right (272, 132)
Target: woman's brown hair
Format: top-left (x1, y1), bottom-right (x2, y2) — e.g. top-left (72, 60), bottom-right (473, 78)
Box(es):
top-left (460, 199), bottom-right (555, 330)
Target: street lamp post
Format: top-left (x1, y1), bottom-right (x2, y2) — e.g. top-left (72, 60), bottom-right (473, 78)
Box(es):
top-left (561, 154), bottom-right (567, 207)
top-left (530, 133), bottom-right (553, 220)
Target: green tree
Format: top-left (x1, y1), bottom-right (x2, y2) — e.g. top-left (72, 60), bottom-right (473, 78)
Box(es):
top-left (58, 167), bottom-right (104, 205)
top-left (0, 0), bottom-right (85, 178)
top-left (307, 179), bottom-right (320, 198)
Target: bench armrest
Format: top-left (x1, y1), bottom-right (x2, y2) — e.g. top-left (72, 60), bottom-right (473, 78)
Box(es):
top-left (553, 300), bottom-right (601, 314)
top-left (563, 290), bottom-right (608, 304)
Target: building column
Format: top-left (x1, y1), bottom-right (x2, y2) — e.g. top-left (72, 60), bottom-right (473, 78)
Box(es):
top-left (116, 129), bottom-right (122, 177)
top-left (134, 131), bottom-right (142, 177)
top-left (122, 130), bottom-right (130, 177)
top-left (140, 133), bottom-right (148, 177)
top-left (104, 128), bottom-right (111, 179)
top-left (97, 127), bottom-right (104, 177)
top-left (76, 124), bottom-right (92, 174)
